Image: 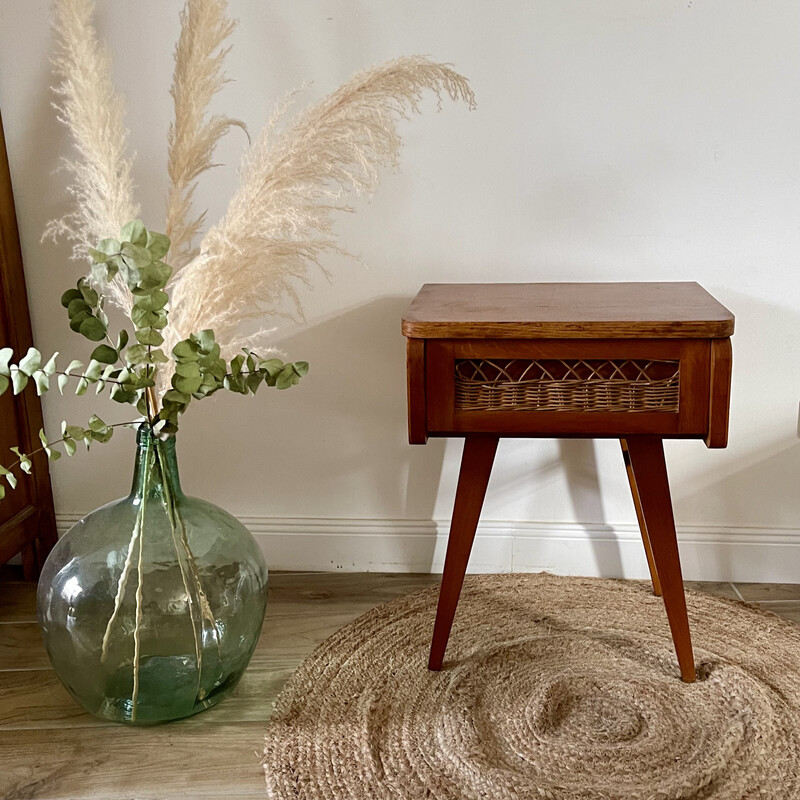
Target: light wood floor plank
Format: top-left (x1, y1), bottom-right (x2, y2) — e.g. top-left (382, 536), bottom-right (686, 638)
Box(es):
top-left (0, 724), bottom-right (269, 799)
top-left (755, 601), bottom-right (800, 624)
top-left (734, 582), bottom-right (800, 602)
top-left (2, 572), bottom-right (796, 800)
top-left (0, 580), bottom-right (37, 622)
top-left (0, 664), bottom-right (296, 730)
top-left (0, 623), bottom-right (48, 671)
top-left (684, 580), bottom-right (739, 599)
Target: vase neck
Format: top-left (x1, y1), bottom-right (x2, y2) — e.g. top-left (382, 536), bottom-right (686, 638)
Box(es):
top-left (129, 425), bottom-right (184, 500)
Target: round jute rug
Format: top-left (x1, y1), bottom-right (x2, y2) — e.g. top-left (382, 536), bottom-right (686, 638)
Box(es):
top-left (261, 573), bottom-right (800, 799)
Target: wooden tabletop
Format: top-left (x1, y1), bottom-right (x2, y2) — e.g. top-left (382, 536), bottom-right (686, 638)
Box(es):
top-left (402, 282), bottom-right (734, 339)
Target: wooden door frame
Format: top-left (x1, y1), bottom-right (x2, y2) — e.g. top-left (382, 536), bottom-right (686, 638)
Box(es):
top-left (0, 106), bottom-right (58, 578)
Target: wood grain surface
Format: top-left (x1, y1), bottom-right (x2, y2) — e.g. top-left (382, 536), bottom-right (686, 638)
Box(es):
top-left (0, 571), bottom-right (438, 800)
top-left (402, 282), bottom-right (735, 339)
top-left (0, 107), bottom-right (58, 577)
top-left (1, 570), bottom-right (795, 799)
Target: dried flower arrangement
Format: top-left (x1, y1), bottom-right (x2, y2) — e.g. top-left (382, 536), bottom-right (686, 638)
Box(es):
top-left (0, 0), bottom-right (476, 497)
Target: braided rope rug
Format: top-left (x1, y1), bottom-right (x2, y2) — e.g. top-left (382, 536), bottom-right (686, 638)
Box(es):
top-left (261, 573), bottom-right (800, 799)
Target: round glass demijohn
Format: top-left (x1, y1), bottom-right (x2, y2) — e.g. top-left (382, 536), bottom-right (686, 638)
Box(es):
top-left (37, 424), bottom-right (268, 724)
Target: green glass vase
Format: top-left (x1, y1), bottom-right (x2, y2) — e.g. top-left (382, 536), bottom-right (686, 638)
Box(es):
top-left (37, 424), bottom-right (268, 724)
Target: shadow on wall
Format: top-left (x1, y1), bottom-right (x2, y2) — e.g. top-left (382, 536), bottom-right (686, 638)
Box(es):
top-left (206, 285), bottom-right (800, 579)
top-left (267, 294), bottom-right (448, 566)
top-left (674, 441), bottom-right (800, 531)
top-left (275, 294), bottom-right (627, 574)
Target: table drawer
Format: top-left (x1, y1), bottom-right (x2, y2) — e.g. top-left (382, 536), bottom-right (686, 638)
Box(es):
top-left (422, 339), bottom-right (715, 438)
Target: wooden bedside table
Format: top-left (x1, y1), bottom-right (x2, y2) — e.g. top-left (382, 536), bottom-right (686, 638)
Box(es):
top-left (402, 282), bottom-right (734, 682)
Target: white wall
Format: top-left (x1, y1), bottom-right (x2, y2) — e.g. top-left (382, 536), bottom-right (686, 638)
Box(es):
top-left (2, 1), bottom-right (800, 580)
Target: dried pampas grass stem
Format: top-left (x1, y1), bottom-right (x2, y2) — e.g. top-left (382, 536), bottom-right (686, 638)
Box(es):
top-left (166, 0), bottom-right (246, 272)
top-left (165, 56), bottom-right (476, 367)
top-left (47, 0), bottom-right (139, 311)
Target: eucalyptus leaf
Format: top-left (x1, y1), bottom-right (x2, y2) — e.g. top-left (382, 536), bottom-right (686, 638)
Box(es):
top-left (175, 361), bottom-right (201, 379)
top-left (173, 340), bottom-right (199, 361)
top-left (42, 352), bottom-right (59, 376)
top-left (65, 359), bottom-right (84, 375)
top-left (276, 366), bottom-right (297, 389)
top-left (61, 288), bottom-right (83, 308)
top-left (258, 358), bottom-right (285, 377)
top-left (87, 248), bottom-right (109, 263)
top-left (223, 374), bottom-right (247, 394)
top-left (11, 368), bottom-right (28, 394)
top-left (38, 429), bottom-right (60, 461)
top-left (91, 344), bottom-right (118, 365)
top-left (124, 344), bottom-right (149, 364)
top-left (145, 230), bottom-right (170, 260)
top-left (33, 372), bottom-right (50, 395)
top-left (84, 361), bottom-right (104, 381)
top-left (117, 330), bottom-right (130, 351)
top-left (131, 306), bottom-right (160, 328)
top-left (96, 238), bottom-right (121, 255)
top-left (78, 279), bottom-right (99, 307)
top-left (0, 374), bottom-right (8, 395)
top-left (0, 347), bottom-right (11, 377)
top-left (88, 414), bottom-right (108, 433)
top-left (135, 290), bottom-right (168, 312)
top-left (67, 298), bottom-right (92, 318)
top-left (64, 425), bottom-right (87, 441)
top-left (117, 259), bottom-right (141, 288)
top-left (75, 377), bottom-right (89, 395)
top-left (5, 471), bottom-right (17, 489)
top-left (78, 316), bottom-right (107, 342)
top-left (173, 373), bottom-right (202, 395)
top-left (57, 374), bottom-right (69, 394)
top-left (94, 259), bottom-right (118, 283)
top-left (135, 261), bottom-right (172, 293)
top-left (163, 389), bottom-right (190, 405)
top-left (121, 242), bottom-right (153, 269)
top-left (293, 361), bottom-right (310, 377)
top-left (247, 372), bottom-right (262, 394)
top-left (149, 349), bottom-right (170, 364)
top-left (19, 454), bottom-right (32, 474)
top-left (69, 311), bottom-right (91, 332)
top-left (135, 328), bottom-right (164, 347)
top-left (18, 347), bottom-right (42, 376)
top-left (121, 219), bottom-right (147, 246)
top-left (230, 354), bottom-right (244, 378)
top-left (63, 437), bottom-right (77, 457)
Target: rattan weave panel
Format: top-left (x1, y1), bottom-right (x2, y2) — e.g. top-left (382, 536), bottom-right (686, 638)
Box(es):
top-left (454, 359), bottom-right (680, 413)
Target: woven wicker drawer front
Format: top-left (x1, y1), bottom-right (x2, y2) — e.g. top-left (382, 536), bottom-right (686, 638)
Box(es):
top-left (454, 358), bottom-right (680, 413)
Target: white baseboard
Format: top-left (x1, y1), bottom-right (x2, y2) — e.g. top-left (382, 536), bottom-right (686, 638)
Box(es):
top-left (56, 514), bottom-right (800, 583)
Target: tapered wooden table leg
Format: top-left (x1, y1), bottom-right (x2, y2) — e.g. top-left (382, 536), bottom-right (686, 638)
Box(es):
top-left (429, 435), bottom-right (499, 671)
top-left (620, 439), bottom-right (662, 597)
top-left (625, 436), bottom-right (696, 683)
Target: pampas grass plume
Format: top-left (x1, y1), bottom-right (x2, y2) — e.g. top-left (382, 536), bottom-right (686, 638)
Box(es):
top-left (47, 0), bottom-right (139, 311)
top-left (166, 0), bottom-right (246, 272)
top-left (166, 56), bottom-right (476, 365)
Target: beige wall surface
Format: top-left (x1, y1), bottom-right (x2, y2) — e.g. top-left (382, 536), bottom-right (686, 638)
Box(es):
top-left (1, 1), bottom-right (799, 579)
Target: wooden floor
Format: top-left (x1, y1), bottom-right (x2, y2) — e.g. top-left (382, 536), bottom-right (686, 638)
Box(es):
top-left (2, 570), bottom-right (800, 800)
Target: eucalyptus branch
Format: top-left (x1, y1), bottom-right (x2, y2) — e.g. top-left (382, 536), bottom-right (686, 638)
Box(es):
top-left (0, 419), bottom-right (138, 500)
top-left (0, 221), bottom-right (308, 504)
